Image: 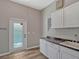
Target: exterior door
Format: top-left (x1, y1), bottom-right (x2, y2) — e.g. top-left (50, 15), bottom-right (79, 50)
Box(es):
top-left (9, 18), bottom-right (27, 52)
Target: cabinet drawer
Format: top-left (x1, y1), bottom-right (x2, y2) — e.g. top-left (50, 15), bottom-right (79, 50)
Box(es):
top-left (47, 41), bottom-right (59, 50)
top-left (60, 46), bottom-right (79, 58)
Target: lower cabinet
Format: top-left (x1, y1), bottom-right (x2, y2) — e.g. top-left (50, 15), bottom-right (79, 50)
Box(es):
top-left (47, 41), bottom-right (60, 59)
top-left (48, 45), bottom-right (59, 59)
top-left (60, 46), bottom-right (79, 59)
top-left (40, 39), bottom-right (48, 57)
top-left (40, 39), bottom-right (60, 59)
top-left (40, 39), bottom-right (79, 59)
top-left (61, 52), bottom-right (78, 59)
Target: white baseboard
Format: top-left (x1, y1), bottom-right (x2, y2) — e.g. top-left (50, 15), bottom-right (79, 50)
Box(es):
top-left (0, 46), bottom-right (39, 56)
top-left (0, 52), bottom-right (11, 56)
top-left (27, 46), bottom-right (39, 50)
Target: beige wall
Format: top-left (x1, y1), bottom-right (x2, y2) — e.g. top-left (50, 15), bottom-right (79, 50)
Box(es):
top-left (27, 8), bottom-right (42, 47)
top-left (0, 0), bottom-right (42, 54)
top-left (42, 0), bottom-right (79, 40)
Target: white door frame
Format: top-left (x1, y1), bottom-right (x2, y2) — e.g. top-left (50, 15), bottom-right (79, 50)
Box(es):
top-left (9, 18), bottom-right (27, 52)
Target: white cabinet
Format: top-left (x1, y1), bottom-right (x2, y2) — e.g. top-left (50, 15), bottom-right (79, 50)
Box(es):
top-left (47, 41), bottom-right (59, 59)
top-left (40, 39), bottom-right (59, 59)
top-left (61, 52), bottom-right (78, 59)
top-left (64, 2), bottom-right (79, 27)
top-left (60, 46), bottom-right (79, 59)
top-left (51, 9), bottom-right (63, 28)
top-left (40, 39), bottom-right (48, 57)
top-left (48, 46), bottom-right (59, 59)
top-left (51, 1), bottom-right (79, 28)
top-left (40, 39), bottom-right (79, 59)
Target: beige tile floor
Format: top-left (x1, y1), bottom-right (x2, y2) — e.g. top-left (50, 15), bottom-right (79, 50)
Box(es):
top-left (0, 48), bottom-right (48, 59)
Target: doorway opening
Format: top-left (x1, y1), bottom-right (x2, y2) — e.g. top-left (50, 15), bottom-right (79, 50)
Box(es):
top-left (9, 18), bottom-right (27, 52)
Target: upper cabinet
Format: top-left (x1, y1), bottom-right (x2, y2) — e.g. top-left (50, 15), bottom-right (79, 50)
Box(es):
top-left (64, 2), bottom-right (79, 27)
top-left (64, 1), bottom-right (79, 28)
top-left (51, 9), bottom-right (63, 28)
top-left (51, 1), bottom-right (79, 28)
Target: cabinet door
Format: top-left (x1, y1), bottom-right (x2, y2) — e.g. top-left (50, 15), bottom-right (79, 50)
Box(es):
top-left (51, 9), bottom-right (63, 28)
top-left (61, 52), bottom-right (78, 59)
top-left (48, 45), bottom-right (59, 59)
top-left (40, 39), bottom-right (48, 57)
top-left (64, 2), bottom-right (79, 27)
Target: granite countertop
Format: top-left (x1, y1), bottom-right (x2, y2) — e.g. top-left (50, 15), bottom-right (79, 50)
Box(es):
top-left (41, 36), bottom-right (79, 52)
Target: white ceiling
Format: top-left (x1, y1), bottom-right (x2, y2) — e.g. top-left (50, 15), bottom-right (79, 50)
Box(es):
top-left (11, 0), bottom-right (55, 10)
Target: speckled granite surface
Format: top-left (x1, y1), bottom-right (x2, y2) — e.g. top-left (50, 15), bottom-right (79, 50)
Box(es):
top-left (41, 36), bottom-right (79, 51)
